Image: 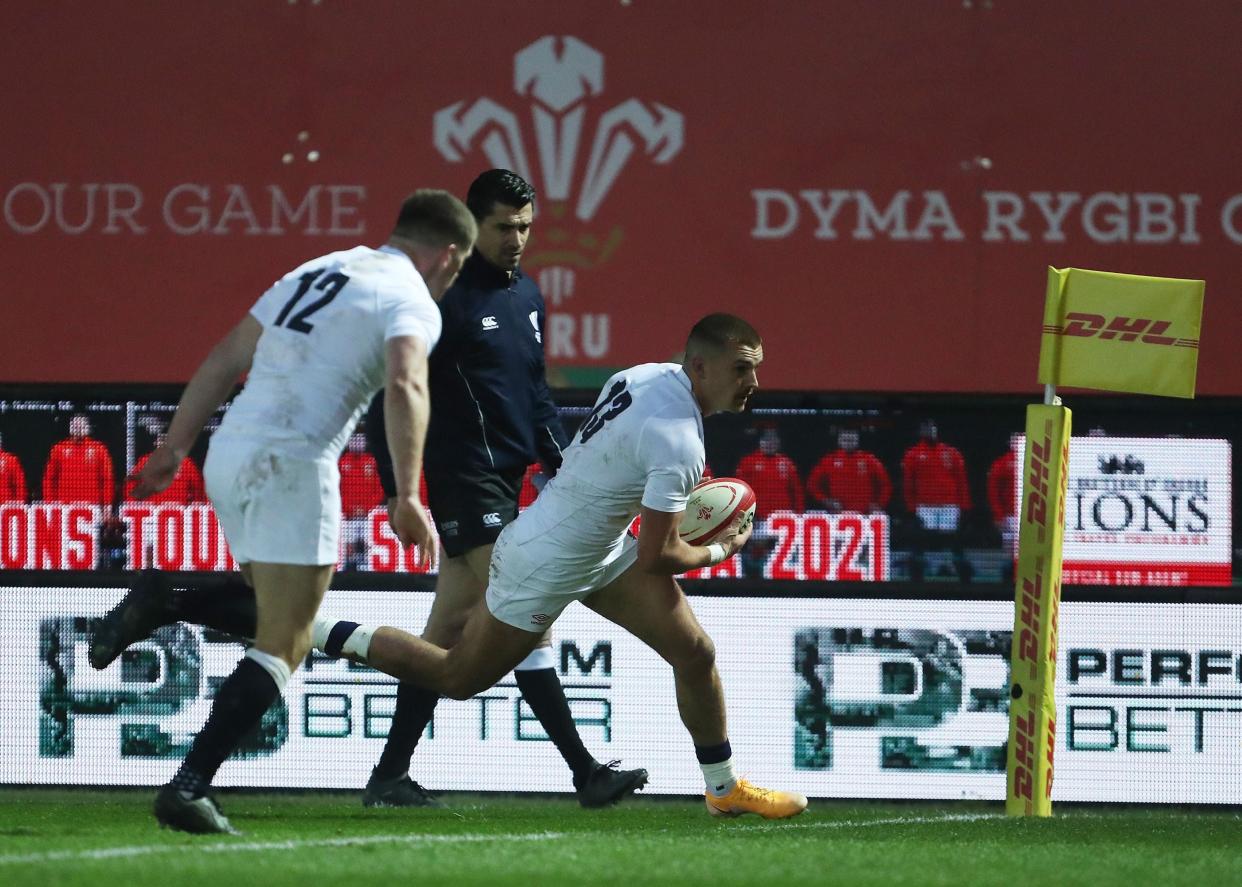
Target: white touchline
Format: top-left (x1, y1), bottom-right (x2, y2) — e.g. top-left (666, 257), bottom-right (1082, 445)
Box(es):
top-left (754, 812), bottom-right (1004, 831)
top-left (0, 830), bottom-right (568, 866)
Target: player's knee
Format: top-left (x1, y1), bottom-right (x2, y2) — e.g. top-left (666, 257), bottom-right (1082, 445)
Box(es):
top-left (439, 671), bottom-right (484, 701)
top-left (257, 630), bottom-right (310, 673)
top-left (440, 646), bottom-right (504, 699)
top-left (288, 630), bottom-right (314, 668)
top-left (673, 631), bottom-right (716, 675)
top-left (423, 616), bottom-right (468, 648)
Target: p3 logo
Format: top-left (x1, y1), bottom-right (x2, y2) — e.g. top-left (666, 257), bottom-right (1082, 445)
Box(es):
top-left (794, 626), bottom-right (1010, 773)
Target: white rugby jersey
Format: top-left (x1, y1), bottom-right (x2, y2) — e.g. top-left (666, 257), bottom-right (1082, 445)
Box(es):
top-left (214, 245), bottom-right (441, 461)
top-left (505, 362), bottom-right (705, 564)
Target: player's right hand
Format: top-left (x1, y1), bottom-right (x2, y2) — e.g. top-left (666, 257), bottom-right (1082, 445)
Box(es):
top-left (390, 495), bottom-right (435, 555)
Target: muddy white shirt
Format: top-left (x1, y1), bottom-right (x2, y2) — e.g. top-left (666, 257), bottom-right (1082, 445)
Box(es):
top-left (214, 245), bottom-right (441, 461)
top-left (503, 362), bottom-right (705, 566)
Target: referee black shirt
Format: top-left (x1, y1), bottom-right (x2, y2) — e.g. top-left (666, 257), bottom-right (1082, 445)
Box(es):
top-left (368, 251), bottom-right (568, 497)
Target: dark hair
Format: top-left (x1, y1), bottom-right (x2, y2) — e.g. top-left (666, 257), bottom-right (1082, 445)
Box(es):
top-left (466, 169), bottom-right (536, 220)
top-left (391, 189), bottom-right (477, 248)
top-left (685, 313), bottom-right (762, 356)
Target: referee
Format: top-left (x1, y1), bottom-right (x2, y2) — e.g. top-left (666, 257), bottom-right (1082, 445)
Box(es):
top-left (360, 170), bottom-right (647, 807)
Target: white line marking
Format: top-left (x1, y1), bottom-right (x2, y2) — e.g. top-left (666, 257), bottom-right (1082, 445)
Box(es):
top-left (756, 812), bottom-right (1003, 831)
top-left (0, 813), bottom-right (1014, 865)
top-left (0, 830), bottom-right (567, 866)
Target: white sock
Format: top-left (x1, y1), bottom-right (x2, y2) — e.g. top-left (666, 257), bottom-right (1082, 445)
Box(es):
top-left (245, 647), bottom-right (292, 691)
top-left (513, 645), bottom-right (556, 671)
top-left (701, 757), bottom-right (738, 797)
top-left (311, 617), bottom-right (376, 661)
top-left (341, 624), bottom-right (375, 660)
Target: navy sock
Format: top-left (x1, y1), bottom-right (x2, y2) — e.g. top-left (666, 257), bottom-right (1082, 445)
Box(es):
top-left (175, 657), bottom-right (281, 795)
top-left (514, 667), bottom-right (596, 784)
top-left (372, 683), bottom-right (440, 782)
top-left (695, 740), bottom-right (733, 765)
top-left (323, 621), bottom-right (361, 658)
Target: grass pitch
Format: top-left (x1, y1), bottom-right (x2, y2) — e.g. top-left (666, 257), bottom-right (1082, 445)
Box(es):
top-left (0, 789), bottom-right (1238, 886)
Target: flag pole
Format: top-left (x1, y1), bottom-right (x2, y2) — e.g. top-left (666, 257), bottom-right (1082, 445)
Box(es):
top-left (1007, 391), bottom-right (1071, 817)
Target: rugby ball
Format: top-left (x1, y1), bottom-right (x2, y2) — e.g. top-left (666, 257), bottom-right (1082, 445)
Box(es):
top-left (679, 477), bottom-right (757, 546)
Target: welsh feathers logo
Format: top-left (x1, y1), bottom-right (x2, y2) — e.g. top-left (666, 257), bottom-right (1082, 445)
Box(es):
top-left (432, 36), bottom-right (684, 312)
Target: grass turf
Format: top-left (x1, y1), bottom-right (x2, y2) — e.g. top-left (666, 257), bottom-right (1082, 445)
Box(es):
top-left (0, 789), bottom-right (1239, 886)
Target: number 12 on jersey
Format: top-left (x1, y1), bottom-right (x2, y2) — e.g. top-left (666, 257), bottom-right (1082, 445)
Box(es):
top-left (274, 269), bottom-right (350, 334)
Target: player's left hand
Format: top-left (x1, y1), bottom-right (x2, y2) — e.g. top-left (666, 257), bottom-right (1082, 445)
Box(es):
top-left (720, 512), bottom-right (754, 556)
top-left (127, 446), bottom-right (182, 499)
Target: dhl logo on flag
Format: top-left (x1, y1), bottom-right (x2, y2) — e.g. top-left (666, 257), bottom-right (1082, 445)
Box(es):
top-left (1037, 267), bottom-right (1204, 398)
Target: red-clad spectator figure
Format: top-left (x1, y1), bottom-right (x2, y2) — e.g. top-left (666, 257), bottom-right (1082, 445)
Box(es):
top-left (988, 432), bottom-right (1018, 583)
top-left (735, 423), bottom-right (803, 576)
top-left (736, 424), bottom-right (804, 519)
top-left (127, 433), bottom-right (206, 505)
top-left (0, 433), bottom-right (28, 503)
top-left (339, 431), bottom-right (386, 571)
top-left (901, 419), bottom-right (973, 582)
top-left (43, 414), bottom-right (115, 505)
top-left (987, 433), bottom-right (1022, 558)
top-left (807, 429), bottom-right (891, 514)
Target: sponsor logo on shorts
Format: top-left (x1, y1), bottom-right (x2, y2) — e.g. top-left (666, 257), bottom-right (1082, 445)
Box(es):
top-left (530, 613), bottom-right (550, 626)
top-left (441, 520), bottom-right (460, 536)
top-left (482, 512), bottom-right (502, 527)
top-left (482, 315), bottom-right (499, 330)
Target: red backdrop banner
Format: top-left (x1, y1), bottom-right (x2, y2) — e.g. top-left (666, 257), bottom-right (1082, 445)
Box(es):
top-left (3, 1), bottom-right (1239, 393)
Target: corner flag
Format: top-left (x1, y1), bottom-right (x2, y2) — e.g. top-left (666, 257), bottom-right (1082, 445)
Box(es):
top-left (1037, 267), bottom-right (1204, 398)
top-left (1010, 265), bottom-right (1206, 817)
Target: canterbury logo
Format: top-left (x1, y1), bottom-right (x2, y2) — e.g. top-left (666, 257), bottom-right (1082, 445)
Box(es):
top-left (1042, 313), bottom-right (1198, 348)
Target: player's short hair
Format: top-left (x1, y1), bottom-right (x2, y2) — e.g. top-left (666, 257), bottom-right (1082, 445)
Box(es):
top-left (392, 189), bottom-right (478, 249)
top-left (466, 169), bottom-right (537, 220)
top-left (685, 313), bottom-right (762, 357)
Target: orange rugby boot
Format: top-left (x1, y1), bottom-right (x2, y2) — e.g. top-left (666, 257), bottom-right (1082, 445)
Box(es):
top-left (705, 779), bottom-right (808, 819)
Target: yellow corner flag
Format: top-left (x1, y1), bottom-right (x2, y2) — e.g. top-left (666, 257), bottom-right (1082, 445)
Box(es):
top-left (1011, 266), bottom-right (1205, 818)
top-left (1038, 267), bottom-right (1204, 398)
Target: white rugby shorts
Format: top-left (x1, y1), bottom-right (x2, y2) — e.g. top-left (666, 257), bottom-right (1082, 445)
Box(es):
top-left (204, 440), bottom-right (340, 566)
top-left (485, 526), bottom-right (639, 632)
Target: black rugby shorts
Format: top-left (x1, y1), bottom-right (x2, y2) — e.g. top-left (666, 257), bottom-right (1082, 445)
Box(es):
top-left (425, 465), bottom-right (525, 558)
